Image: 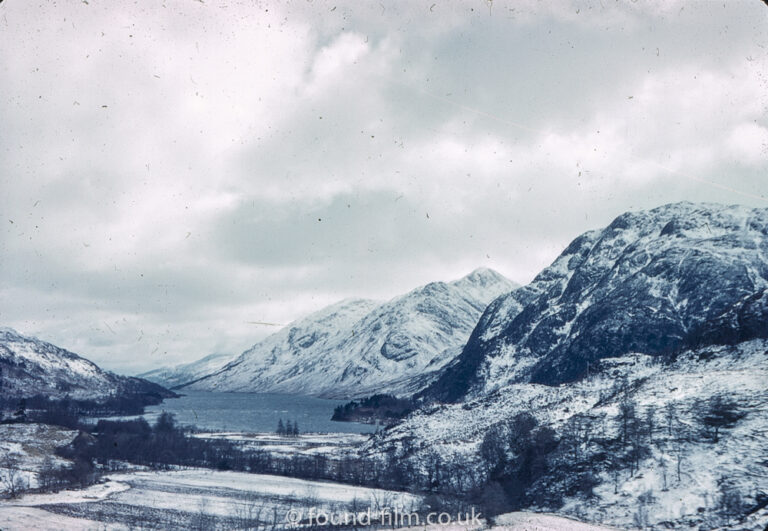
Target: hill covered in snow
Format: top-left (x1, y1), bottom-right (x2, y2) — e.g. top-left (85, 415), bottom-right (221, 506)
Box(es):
top-left (182, 268), bottom-right (517, 398)
top-left (0, 328), bottom-right (173, 402)
top-left (369, 339), bottom-right (768, 529)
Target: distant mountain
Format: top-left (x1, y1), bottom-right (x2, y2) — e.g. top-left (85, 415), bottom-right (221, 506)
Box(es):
top-left (0, 328), bottom-right (173, 402)
top-left (138, 352), bottom-right (236, 389)
top-left (423, 202), bottom-right (768, 402)
top-left (182, 268), bottom-right (517, 398)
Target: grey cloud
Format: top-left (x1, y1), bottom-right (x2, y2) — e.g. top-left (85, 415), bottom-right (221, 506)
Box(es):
top-left (1, 0), bottom-right (766, 373)
top-left (208, 190), bottom-right (486, 275)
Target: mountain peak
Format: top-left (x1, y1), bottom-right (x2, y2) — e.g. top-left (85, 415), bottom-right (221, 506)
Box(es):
top-left (459, 267), bottom-right (508, 285)
top-left (184, 268), bottom-right (517, 398)
top-left (449, 268), bottom-right (518, 302)
top-left (424, 202), bottom-right (768, 402)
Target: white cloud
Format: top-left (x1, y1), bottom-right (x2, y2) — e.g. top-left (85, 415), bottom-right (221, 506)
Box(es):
top-left (726, 123), bottom-right (768, 164)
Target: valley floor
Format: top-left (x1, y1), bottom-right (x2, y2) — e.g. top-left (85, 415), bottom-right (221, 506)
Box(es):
top-left (0, 427), bottom-right (619, 531)
top-left (0, 468), bottom-right (422, 530)
top-left (0, 470), bottom-right (621, 531)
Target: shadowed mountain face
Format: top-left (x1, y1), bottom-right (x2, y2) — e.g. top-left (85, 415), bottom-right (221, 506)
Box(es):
top-left (182, 268), bottom-right (517, 399)
top-left (0, 328), bottom-right (174, 401)
top-left (423, 202), bottom-right (768, 402)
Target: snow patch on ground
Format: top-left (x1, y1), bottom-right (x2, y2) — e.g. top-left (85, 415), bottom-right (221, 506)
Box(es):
top-left (0, 424), bottom-right (78, 493)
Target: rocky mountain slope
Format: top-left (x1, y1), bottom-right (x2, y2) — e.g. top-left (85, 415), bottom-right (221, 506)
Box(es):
top-left (0, 328), bottom-right (172, 402)
top-left (424, 202), bottom-right (768, 402)
top-left (137, 352), bottom-right (236, 389)
top-left (366, 202), bottom-right (768, 529)
top-left (183, 268), bottom-right (517, 398)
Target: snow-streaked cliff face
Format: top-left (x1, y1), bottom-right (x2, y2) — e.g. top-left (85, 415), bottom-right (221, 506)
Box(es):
top-left (184, 269), bottom-right (517, 398)
top-left (425, 202), bottom-right (768, 402)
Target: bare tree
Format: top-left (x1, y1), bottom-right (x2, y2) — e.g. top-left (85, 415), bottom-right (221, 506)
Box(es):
top-left (628, 415), bottom-right (646, 477)
top-left (673, 443), bottom-right (685, 484)
top-left (609, 455), bottom-right (622, 495)
top-left (37, 456), bottom-right (59, 492)
top-left (0, 454), bottom-right (27, 498)
top-left (230, 493), bottom-right (266, 530)
top-left (645, 405), bottom-right (656, 444)
top-left (664, 401), bottom-right (677, 436)
top-left (191, 497), bottom-right (216, 530)
top-left (618, 398), bottom-right (637, 447)
top-left (633, 490), bottom-right (656, 528)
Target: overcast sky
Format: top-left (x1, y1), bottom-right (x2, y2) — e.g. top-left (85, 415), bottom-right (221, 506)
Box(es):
top-left (1, 0), bottom-right (767, 374)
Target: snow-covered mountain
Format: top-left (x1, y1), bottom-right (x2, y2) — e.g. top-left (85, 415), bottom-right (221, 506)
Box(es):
top-left (365, 203), bottom-right (768, 529)
top-left (183, 268), bottom-right (517, 398)
top-left (137, 352), bottom-right (236, 389)
top-left (0, 327), bottom-right (172, 401)
top-left (424, 202), bottom-right (768, 402)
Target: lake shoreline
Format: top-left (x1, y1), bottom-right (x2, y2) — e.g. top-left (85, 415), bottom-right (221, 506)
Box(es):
top-left (90, 390), bottom-right (376, 435)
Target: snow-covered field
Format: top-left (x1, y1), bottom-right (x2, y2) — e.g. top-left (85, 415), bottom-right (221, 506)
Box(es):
top-left (1, 469), bottom-right (625, 531)
top-left (0, 423), bottom-right (400, 529)
top-left (0, 480), bottom-right (128, 530)
top-left (491, 511), bottom-right (616, 530)
top-left (194, 431), bottom-right (370, 457)
top-left (0, 469), bottom-right (423, 530)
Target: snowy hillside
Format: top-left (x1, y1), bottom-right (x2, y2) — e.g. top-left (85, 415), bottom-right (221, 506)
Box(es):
top-left (0, 423), bottom-right (79, 496)
top-left (183, 269), bottom-right (517, 398)
top-left (138, 352), bottom-right (236, 389)
top-left (424, 202), bottom-right (768, 402)
top-left (0, 328), bottom-right (172, 401)
top-left (367, 339), bottom-right (768, 529)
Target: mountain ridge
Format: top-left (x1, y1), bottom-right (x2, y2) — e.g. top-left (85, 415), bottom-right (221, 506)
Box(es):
top-left (182, 268), bottom-right (517, 398)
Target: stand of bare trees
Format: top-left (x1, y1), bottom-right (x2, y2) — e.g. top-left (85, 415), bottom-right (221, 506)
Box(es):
top-left (469, 381), bottom-right (754, 527)
top-left (0, 454), bottom-right (27, 498)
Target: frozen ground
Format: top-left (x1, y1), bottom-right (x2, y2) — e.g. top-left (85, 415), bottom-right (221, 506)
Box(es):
top-left (193, 431), bottom-right (370, 457)
top-left (0, 469), bottom-right (622, 531)
top-left (0, 480), bottom-right (128, 530)
top-left (491, 511), bottom-right (617, 530)
top-left (0, 468), bottom-right (422, 530)
top-left (0, 423), bottom-right (78, 494)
